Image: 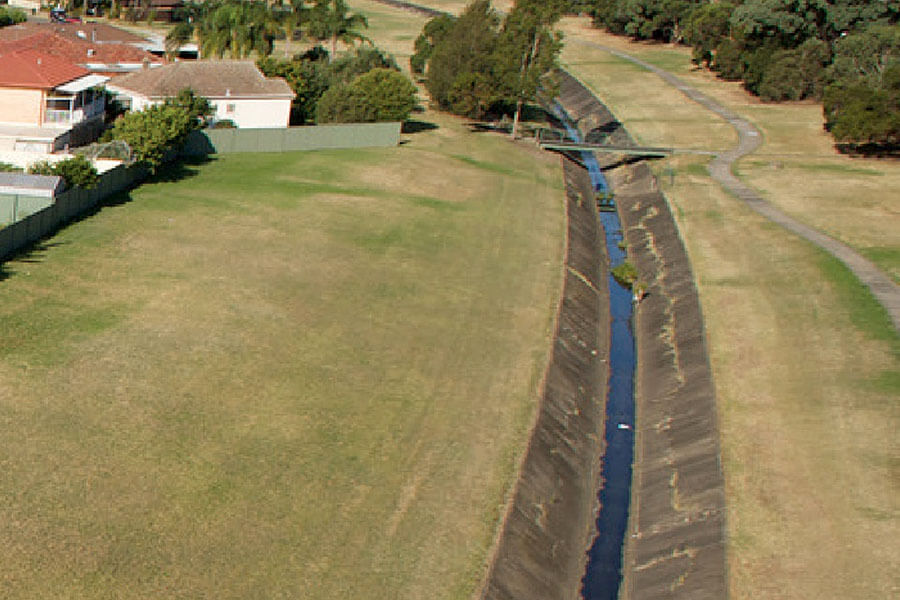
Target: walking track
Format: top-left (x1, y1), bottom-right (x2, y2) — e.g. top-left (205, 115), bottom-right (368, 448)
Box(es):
top-left (571, 40), bottom-right (900, 332)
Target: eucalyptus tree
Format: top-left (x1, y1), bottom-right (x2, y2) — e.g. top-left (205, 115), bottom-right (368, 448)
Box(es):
top-left (496, 0), bottom-right (564, 137)
top-left (307, 0), bottom-right (370, 62)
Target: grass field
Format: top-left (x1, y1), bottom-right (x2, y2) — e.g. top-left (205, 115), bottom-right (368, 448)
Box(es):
top-left (554, 18), bottom-right (899, 600)
top-left (0, 112), bottom-right (566, 598)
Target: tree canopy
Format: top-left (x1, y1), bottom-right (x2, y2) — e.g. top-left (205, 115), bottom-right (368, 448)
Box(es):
top-left (420, 0), bottom-right (563, 126)
top-left (586, 0), bottom-right (900, 150)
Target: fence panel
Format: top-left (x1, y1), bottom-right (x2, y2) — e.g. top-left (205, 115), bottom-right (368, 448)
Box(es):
top-left (0, 225), bottom-right (12, 259)
top-left (184, 123), bottom-right (401, 156)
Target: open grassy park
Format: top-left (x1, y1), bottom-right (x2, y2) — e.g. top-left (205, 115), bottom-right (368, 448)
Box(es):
top-left (0, 112), bottom-right (565, 597)
top-left (554, 17), bottom-right (899, 600)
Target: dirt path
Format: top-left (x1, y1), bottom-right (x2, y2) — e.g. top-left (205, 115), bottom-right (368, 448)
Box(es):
top-left (571, 39), bottom-right (900, 332)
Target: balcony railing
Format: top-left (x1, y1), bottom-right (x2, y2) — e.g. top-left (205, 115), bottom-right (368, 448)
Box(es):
top-left (43, 99), bottom-right (104, 127)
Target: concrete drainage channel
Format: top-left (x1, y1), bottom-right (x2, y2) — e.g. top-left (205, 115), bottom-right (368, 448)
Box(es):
top-left (481, 71), bottom-right (729, 600)
top-left (553, 70), bottom-right (729, 600)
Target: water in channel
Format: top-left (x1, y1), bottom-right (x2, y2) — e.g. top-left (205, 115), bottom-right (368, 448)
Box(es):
top-left (551, 105), bottom-right (637, 600)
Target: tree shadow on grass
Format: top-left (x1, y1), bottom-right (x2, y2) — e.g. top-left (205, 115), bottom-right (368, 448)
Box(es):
top-left (147, 154), bottom-right (217, 184)
top-left (402, 120), bottom-right (439, 134)
top-left (0, 154), bottom-right (216, 284)
top-left (0, 240), bottom-right (69, 282)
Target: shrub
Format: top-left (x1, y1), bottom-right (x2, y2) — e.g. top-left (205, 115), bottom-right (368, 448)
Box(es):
top-left (109, 89), bottom-right (211, 170)
top-left (0, 162), bottom-right (23, 173)
top-left (316, 68), bottom-right (417, 123)
top-left (27, 155), bottom-right (99, 189)
top-left (211, 119), bottom-right (237, 129)
top-left (0, 6), bottom-right (27, 27)
top-left (611, 261), bottom-right (639, 288)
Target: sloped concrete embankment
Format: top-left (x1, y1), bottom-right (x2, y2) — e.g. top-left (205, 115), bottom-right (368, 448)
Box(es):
top-left (556, 70), bottom-right (728, 599)
top-left (479, 156), bottom-right (610, 600)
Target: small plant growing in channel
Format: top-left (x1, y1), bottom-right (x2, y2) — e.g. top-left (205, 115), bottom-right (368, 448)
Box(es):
top-left (611, 261), bottom-right (639, 289)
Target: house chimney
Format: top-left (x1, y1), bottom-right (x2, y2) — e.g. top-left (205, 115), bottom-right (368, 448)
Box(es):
top-left (142, 57), bottom-right (150, 70)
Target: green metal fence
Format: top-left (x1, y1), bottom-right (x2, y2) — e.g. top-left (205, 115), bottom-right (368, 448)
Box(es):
top-left (0, 163), bottom-right (145, 261)
top-left (0, 194), bottom-right (54, 225)
top-left (182, 122), bottom-right (402, 155)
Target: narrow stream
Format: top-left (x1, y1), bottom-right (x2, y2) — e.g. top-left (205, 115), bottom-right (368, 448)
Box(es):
top-left (551, 105), bottom-right (637, 600)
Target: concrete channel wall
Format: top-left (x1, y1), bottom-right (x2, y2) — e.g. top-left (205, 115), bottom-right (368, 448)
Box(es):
top-left (479, 156), bottom-right (609, 600)
top-left (554, 71), bottom-right (728, 599)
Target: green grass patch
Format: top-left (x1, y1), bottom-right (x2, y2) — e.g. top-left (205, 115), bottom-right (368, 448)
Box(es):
top-left (860, 246), bottom-right (900, 284)
top-left (817, 250), bottom-right (899, 349)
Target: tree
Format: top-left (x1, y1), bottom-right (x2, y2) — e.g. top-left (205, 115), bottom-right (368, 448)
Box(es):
top-left (685, 2), bottom-right (734, 67)
top-left (426, 0), bottom-right (502, 117)
top-left (828, 25), bottom-right (900, 88)
top-left (258, 47), bottom-right (332, 124)
top-left (307, 0), bottom-right (370, 62)
top-left (410, 14), bottom-right (456, 75)
top-left (495, 0), bottom-right (565, 137)
top-left (109, 90), bottom-right (211, 170)
top-left (197, 0), bottom-right (280, 59)
top-left (0, 6), bottom-right (27, 27)
top-left (27, 155), bottom-right (99, 189)
top-left (316, 67), bottom-right (417, 123)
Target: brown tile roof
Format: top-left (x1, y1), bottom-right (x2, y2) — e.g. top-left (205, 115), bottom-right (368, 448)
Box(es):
top-left (0, 31), bottom-right (162, 69)
top-left (0, 49), bottom-right (89, 89)
top-left (107, 61), bottom-right (294, 99)
top-left (0, 21), bottom-right (149, 45)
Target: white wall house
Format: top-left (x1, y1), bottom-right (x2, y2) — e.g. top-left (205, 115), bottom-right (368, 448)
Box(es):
top-left (106, 61), bottom-right (294, 129)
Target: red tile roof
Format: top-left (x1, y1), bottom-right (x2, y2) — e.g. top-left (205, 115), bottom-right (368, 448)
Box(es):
top-left (0, 49), bottom-right (89, 89)
top-left (0, 31), bottom-right (162, 68)
top-left (0, 21), bottom-right (149, 45)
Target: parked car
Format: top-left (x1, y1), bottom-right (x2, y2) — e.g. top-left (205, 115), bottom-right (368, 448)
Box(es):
top-left (49, 8), bottom-right (81, 23)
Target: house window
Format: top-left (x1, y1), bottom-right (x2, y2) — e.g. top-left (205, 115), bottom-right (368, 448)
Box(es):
top-left (226, 103), bottom-right (236, 114)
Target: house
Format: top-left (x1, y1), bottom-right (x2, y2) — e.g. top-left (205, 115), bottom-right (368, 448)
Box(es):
top-left (0, 28), bottom-right (165, 76)
top-left (0, 48), bottom-right (108, 152)
top-left (106, 61), bottom-right (295, 128)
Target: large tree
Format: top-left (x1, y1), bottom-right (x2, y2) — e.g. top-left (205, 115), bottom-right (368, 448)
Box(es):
top-left (425, 0), bottom-right (502, 118)
top-left (495, 0), bottom-right (565, 137)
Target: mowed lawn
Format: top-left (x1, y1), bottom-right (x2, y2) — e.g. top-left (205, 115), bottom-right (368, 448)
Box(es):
top-left (0, 114), bottom-right (565, 598)
top-left (556, 19), bottom-right (899, 600)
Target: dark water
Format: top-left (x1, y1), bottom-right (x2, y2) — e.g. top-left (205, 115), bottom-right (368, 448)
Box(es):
top-left (552, 105), bottom-right (637, 600)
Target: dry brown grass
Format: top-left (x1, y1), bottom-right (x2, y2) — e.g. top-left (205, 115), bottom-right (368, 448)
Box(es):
top-left (0, 110), bottom-right (566, 598)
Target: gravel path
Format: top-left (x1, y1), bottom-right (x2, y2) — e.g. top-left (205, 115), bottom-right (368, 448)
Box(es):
top-left (573, 40), bottom-right (900, 332)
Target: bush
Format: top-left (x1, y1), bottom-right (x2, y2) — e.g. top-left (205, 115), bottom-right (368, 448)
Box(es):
top-left (109, 89), bottom-right (211, 170)
top-left (0, 6), bottom-right (27, 27)
top-left (317, 68), bottom-right (417, 123)
top-left (0, 162), bottom-right (22, 173)
top-left (211, 119), bottom-right (237, 129)
top-left (27, 155), bottom-right (99, 189)
top-left (611, 261), bottom-right (639, 288)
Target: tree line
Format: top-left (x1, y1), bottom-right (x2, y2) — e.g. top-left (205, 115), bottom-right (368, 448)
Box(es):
top-left (412, 0), bottom-right (565, 137)
top-left (584, 0), bottom-right (900, 152)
